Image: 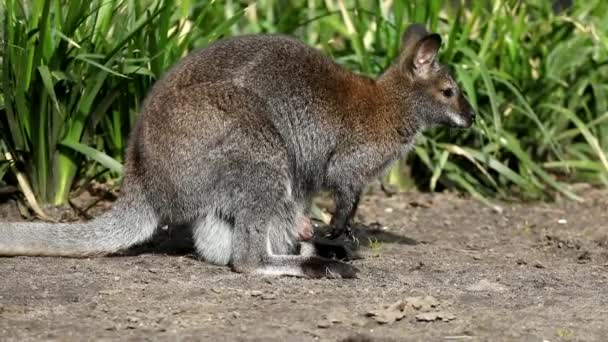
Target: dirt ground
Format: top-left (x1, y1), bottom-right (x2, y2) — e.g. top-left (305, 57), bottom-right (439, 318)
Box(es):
top-left (1, 188), bottom-right (607, 341)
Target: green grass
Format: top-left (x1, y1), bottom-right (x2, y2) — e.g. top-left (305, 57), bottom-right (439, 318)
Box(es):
top-left (367, 238), bottom-right (383, 257)
top-left (0, 0), bottom-right (243, 205)
top-left (0, 0), bottom-right (607, 211)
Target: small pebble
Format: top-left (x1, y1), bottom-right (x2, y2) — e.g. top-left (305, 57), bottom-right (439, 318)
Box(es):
top-left (261, 293), bottom-right (276, 300)
top-left (317, 320), bottom-right (332, 328)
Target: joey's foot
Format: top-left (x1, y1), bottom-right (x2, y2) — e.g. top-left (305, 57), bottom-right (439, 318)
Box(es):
top-left (297, 214), bottom-right (315, 241)
top-left (301, 257), bottom-right (359, 279)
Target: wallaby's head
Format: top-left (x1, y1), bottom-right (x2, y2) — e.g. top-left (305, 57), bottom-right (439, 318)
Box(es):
top-left (389, 24), bottom-right (475, 129)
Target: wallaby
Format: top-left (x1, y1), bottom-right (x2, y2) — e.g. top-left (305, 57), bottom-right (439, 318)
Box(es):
top-left (0, 24), bottom-right (474, 278)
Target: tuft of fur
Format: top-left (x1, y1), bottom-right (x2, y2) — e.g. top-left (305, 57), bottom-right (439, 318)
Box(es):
top-left (0, 25), bottom-right (473, 278)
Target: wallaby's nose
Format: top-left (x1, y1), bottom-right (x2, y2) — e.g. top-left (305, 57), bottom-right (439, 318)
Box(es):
top-left (460, 96), bottom-right (475, 126)
top-left (465, 109), bottom-right (476, 128)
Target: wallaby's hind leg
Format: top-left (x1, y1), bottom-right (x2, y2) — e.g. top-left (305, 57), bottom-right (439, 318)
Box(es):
top-left (191, 204), bottom-right (300, 266)
top-left (188, 127), bottom-right (358, 278)
top-left (191, 198), bottom-right (358, 277)
top-left (228, 194), bottom-right (359, 279)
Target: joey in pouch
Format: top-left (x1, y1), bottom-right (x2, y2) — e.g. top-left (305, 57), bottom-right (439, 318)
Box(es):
top-left (0, 24), bottom-right (474, 278)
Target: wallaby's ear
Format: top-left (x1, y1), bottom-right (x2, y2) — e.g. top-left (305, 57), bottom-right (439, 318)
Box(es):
top-left (412, 33), bottom-right (441, 77)
top-left (401, 24), bottom-right (429, 54)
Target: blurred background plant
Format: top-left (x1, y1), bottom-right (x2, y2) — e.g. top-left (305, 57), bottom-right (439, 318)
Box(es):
top-left (0, 0), bottom-right (606, 215)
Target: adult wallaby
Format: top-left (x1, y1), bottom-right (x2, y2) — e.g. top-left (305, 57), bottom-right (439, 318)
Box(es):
top-left (0, 24), bottom-right (474, 278)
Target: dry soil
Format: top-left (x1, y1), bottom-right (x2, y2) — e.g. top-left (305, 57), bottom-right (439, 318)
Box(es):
top-left (1, 189), bottom-right (607, 341)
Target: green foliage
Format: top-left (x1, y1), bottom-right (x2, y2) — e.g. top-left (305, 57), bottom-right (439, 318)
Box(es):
top-left (0, 161), bottom-right (8, 187)
top-left (423, 0), bottom-right (608, 201)
top-left (0, 0), bottom-right (242, 204)
top-left (0, 0), bottom-right (606, 206)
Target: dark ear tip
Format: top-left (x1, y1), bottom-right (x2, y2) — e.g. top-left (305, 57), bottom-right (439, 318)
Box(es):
top-left (403, 23), bottom-right (429, 38)
top-left (427, 33), bottom-right (442, 46)
top-left (405, 23), bottom-right (428, 32)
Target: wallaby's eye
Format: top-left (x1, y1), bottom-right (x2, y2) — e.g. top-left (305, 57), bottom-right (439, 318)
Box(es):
top-left (441, 88), bottom-right (454, 98)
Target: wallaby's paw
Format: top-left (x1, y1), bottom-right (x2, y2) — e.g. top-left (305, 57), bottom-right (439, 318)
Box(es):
top-left (302, 257), bottom-right (359, 279)
top-left (346, 230), bottom-right (360, 248)
top-left (312, 239), bottom-right (363, 261)
top-left (325, 225), bottom-right (359, 244)
top-left (323, 227), bottom-right (361, 251)
top-left (325, 228), bottom-right (344, 240)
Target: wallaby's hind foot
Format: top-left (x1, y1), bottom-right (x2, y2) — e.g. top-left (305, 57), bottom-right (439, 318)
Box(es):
top-left (233, 254), bottom-right (359, 279)
top-left (228, 225), bottom-right (360, 279)
top-left (268, 240), bottom-right (360, 278)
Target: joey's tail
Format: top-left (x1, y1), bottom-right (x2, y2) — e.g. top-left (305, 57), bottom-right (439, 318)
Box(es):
top-left (0, 193), bottom-right (158, 257)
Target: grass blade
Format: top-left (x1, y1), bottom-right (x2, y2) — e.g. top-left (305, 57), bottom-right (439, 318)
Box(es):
top-left (60, 140), bottom-right (124, 175)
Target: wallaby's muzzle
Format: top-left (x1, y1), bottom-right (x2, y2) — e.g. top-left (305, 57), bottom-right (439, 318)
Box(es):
top-left (455, 95), bottom-right (476, 128)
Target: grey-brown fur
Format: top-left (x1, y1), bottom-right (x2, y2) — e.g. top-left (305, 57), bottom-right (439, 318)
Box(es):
top-left (0, 25), bottom-right (474, 278)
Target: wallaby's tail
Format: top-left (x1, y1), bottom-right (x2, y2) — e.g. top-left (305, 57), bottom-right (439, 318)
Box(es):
top-left (0, 193), bottom-right (158, 257)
